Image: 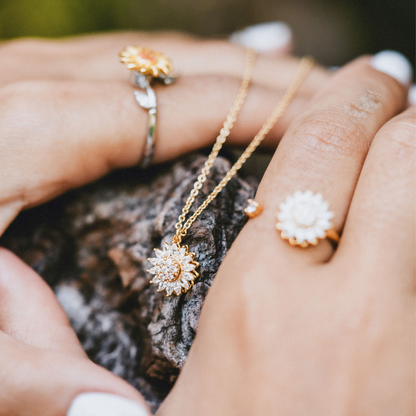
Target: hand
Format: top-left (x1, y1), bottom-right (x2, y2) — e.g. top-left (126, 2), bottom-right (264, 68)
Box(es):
top-left (0, 247), bottom-right (152, 416)
top-left (157, 57), bottom-right (414, 415)
top-left (0, 31), bottom-right (329, 236)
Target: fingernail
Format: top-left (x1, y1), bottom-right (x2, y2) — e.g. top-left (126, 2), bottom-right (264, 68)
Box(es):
top-left (230, 21), bottom-right (292, 53)
top-left (371, 50), bottom-right (413, 86)
top-left (408, 84), bottom-right (416, 105)
top-left (67, 393), bottom-right (149, 416)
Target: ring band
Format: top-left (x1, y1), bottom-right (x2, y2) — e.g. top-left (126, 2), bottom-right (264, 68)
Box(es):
top-left (276, 190), bottom-right (339, 247)
top-left (133, 85), bottom-right (157, 169)
top-left (120, 46), bottom-right (176, 168)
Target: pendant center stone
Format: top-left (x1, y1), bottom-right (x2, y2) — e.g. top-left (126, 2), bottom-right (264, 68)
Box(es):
top-left (160, 257), bottom-right (181, 282)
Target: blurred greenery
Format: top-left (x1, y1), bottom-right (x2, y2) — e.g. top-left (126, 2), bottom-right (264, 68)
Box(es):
top-left (0, 0), bottom-right (414, 68)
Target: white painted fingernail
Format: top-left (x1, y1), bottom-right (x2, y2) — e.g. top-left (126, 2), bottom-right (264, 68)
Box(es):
top-left (408, 84), bottom-right (416, 105)
top-left (371, 50), bottom-right (413, 86)
top-left (230, 21), bottom-right (292, 53)
top-left (67, 393), bottom-right (149, 416)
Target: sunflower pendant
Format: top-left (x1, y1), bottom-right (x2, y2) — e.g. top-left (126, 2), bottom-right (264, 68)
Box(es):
top-left (147, 242), bottom-right (199, 296)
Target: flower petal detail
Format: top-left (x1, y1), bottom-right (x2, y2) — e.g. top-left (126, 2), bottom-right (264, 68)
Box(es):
top-left (149, 258), bottom-right (159, 266)
top-left (183, 264), bottom-right (196, 272)
top-left (174, 283), bottom-right (182, 296)
top-left (277, 191), bottom-right (335, 246)
top-left (181, 279), bottom-right (190, 290)
top-left (181, 256), bottom-right (192, 265)
top-left (155, 249), bottom-right (164, 258)
top-left (182, 272), bottom-right (195, 281)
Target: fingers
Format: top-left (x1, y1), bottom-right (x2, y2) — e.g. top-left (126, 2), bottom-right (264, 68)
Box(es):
top-left (0, 74), bottom-right (307, 221)
top-left (335, 106), bottom-right (415, 281)
top-left (238, 57), bottom-right (407, 268)
top-left (0, 31), bottom-right (329, 94)
top-left (0, 247), bottom-right (151, 415)
top-left (230, 21), bottom-right (293, 57)
top-left (0, 248), bottom-right (83, 353)
top-left (0, 333), bottom-right (151, 416)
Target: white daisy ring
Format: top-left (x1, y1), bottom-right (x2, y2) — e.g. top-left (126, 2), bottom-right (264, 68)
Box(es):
top-left (147, 242), bottom-right (199, 296)
top-left (276, 191), bottom-right (339, 247)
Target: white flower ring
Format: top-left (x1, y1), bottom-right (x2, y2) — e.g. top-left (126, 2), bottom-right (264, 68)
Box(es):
top-left (276, 191), bottom-right (337, 247)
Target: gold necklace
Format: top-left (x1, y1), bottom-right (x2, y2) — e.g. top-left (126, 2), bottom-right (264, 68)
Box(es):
top-left (148, 54), bottom-right (314, 296)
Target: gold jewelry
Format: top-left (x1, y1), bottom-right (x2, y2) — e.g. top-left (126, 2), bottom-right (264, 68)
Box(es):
top-left (244, 199), bottom-right (263, 219)
top-left (149, 54), bottom-right (315, 296)
top-left (120, 47), bottom-right (176, 168)
top-left (276, 190), bottom-right (340, 247)
top-left (120, 46), bottom-right (175, 81)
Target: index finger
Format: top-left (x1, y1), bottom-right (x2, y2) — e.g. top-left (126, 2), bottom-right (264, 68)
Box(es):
top-left (0, 32), bottom-right (330, 93)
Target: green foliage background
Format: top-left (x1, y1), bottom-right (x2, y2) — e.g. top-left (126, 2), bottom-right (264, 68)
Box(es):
top-left (0, 0), bottom-right (414, 68)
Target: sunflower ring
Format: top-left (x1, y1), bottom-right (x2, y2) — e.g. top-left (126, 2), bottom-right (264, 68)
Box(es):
top-left (119, 46), bottom-right (177, 168)
top-left (276, 191), bottom-right (340, 247)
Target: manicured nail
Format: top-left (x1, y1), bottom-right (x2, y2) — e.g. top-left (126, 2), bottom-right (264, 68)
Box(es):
top-left (67, 393), bottom-right (149, 416)
top-left (371, 50), bottom-right (413, 86)
top-left (230, 21), bottom-right (292, 53)
top-left (408, 84), bottom-right (416, 105)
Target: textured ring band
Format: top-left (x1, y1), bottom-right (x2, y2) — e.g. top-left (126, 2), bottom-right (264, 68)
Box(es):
top-left (120, 46), bottom-right (176, 169)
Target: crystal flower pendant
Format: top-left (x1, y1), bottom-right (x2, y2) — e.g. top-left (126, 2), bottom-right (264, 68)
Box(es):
top-left (147, 242), bottom-right (199, 296)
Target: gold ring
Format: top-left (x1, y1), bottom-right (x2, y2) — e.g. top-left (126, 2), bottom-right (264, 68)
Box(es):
top-left (119, 46), bottom-right (175, 81)
top-left (276, 191), bottom-right (340, 247)
top-left (119, 46), bottom-right (176, 168)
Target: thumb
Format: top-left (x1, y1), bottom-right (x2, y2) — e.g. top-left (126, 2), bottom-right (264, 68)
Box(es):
top-left (0, 248), bottom-right (152, 415)
top-left (0, 247), bottom-right (83, 353)
top-left (0, 332), bottom-right (152, 416)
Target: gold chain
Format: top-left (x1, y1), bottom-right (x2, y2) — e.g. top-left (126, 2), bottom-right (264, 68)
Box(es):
top-left (173, 48), bottom-right (257, 240)
top-left (173, 55), bottom-right (315, 244)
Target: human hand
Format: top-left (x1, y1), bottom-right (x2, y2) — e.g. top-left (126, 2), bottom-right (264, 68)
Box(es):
top-left (157, 56), bottom-right (414, 415)
top-left (0, 31), bottom-right (329, 236)
top-left (0, 247), bottom-right (152, 416)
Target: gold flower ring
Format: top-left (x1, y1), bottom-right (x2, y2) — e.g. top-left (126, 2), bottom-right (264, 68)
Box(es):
top-left (276, 191), bottom-right (340, 247)
top-left (119, 46), bottom-right (177, 168)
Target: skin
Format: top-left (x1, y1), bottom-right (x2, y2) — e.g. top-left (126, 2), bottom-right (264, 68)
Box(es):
top-left (0, 32), bottom-right (414, 415)
top-left (0, 31), bottom-right (328, 236)
top-left (0, 31), bottom-right (328, 416)
top-left (157, 60), bottom-right (415, 415)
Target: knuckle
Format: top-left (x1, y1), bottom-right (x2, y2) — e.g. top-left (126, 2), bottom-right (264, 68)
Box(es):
top-left (344, 89), bottom-right (382, 120)
top-left (351, 57), bottom-right (405, 107)
top-left (379, 109), bottom-right (416, 154)
top-left (292, 109), bottom-right (370, 161)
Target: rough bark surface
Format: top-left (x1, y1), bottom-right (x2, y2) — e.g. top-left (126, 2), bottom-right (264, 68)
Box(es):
top-left (1, 153), bottom-right (258, 412)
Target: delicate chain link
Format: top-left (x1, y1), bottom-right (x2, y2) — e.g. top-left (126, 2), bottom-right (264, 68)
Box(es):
top-left (173, 56), bottom-right (315, 244)
top-left (173, 48), bottom-right (257, 240)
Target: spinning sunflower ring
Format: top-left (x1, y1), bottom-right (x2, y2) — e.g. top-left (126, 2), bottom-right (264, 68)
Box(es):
top-left (119, 46), bottom-right (177, 168)
top-left (276, 191), bottom-right (340, 247)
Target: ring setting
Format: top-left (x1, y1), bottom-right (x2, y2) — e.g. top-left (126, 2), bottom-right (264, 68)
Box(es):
top-left (120, 46), bottom-right (176, 84)
top-left (120, 46), bottom-right (176, 168)
top-left (244, 199), bottom-right (263, 219)
top-left (276, 191), bottom-right (339, 247)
